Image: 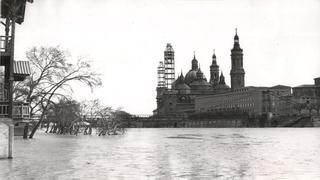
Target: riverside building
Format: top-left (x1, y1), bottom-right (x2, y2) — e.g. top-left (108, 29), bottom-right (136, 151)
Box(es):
top-left (154, 30), bottom-right (307, 119)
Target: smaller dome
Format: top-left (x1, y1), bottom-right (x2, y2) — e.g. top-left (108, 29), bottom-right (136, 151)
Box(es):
top-left (176, 73), bottom-right (185, 84)
top-left (172, 80), bottom-right (177, 89)
top-left (174, 72), bottom-right (190, 90)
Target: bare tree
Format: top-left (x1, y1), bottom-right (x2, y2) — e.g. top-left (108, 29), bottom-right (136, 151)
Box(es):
top-left (14, 46), bottom-right (102, 138)
top-left (80, 99), bottom-right (127, 136)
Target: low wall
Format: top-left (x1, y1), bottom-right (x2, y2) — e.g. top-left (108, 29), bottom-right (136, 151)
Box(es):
top-left (0, 118), bottom-right (14, 159)
top-left (134, 117), bottom-right (246, 128)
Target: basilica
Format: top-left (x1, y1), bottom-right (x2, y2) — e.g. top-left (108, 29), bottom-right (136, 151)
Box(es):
top-left (155, 30), bottom-right (245, 115)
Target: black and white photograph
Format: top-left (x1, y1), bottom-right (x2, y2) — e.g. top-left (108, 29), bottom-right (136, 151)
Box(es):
top-left (0, 0), bottom-right (320, 179)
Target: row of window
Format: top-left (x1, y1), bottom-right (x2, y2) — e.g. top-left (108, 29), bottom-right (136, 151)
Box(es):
top-left (0, 105), bottom-right (29, 115)
top-left (201, 103), bottom-right (255, 112)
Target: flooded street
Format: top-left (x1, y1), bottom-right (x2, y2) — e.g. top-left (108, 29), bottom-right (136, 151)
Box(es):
top-left (1, 128), bottom-right (320, 179)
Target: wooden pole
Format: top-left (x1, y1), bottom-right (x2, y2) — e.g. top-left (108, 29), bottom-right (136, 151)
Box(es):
top-left (8, 0), bottom-right (16, 119)
top-left (7, 0), bottom-right (17, 158)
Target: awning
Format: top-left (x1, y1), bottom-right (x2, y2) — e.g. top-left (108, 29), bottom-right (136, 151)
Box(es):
top-left (14, 61), bottom-right (31, 75)
top-left (14, 61), bottom-right (31, 81)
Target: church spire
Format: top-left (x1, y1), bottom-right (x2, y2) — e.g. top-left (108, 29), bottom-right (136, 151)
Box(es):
top-left (234, 28), bottom-right (240, 45)
top-left (212, 49), bottom-right (216, 60)
top-left (196, 66), bottom-right (204, 80)
top-left (210, 49), bottom-right (219, 86)
top-left (191, 51), bottom-right (198, 70)
top-left (219, 72), bottom-right (226, 85)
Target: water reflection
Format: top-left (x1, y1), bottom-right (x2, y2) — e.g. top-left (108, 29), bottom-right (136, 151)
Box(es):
top-left (0, 128), bottom-right (320, 179)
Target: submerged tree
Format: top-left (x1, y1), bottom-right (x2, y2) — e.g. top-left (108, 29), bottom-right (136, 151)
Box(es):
top-left (83, 99), bottom-right (128, 136)
top-left (45, 98), bottom-right (81, 134)
top-left (42, 98), bottom-right (129, 136)
top-left (14, 47), bottom-right (102, 138)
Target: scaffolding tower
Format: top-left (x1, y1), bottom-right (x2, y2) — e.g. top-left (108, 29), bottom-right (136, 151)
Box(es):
top-left (164, 43), bottom-right (175, 89)
top-left (157, 61), bottom-right (165, 88)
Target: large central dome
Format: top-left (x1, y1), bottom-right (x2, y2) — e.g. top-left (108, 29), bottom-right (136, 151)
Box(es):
top-left (185, 70), bottom-right (207, 85)
top-left (185, 70), bottom-right (198, 85)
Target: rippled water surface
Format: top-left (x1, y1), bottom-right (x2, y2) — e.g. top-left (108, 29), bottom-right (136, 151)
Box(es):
top-left (1, 128), bottom-right (320, 179)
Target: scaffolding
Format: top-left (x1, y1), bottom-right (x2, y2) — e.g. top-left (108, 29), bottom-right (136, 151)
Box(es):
top-left (164, 43), bottom-right (175, 89)
top-left (157, 61), bottom-right (165, 88)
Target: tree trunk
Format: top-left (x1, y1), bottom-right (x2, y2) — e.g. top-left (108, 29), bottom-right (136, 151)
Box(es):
top-left (45, 123), bottom-right (50, 133)
top-left (29, 119), bottom-right (42, 138)
top-left (88, 127), bottom-right (92, 135)
top-left (52, 125), bottom-right (58, 133)
top-left (49, 124), bottom-right (54, 133)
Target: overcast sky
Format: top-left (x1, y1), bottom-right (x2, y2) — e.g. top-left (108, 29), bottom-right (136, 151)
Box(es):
top-left (8, 0), bottom-right (320, 114)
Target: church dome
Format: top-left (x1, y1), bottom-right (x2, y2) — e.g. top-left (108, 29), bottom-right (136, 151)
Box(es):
top-left (185, 69), bottom-right (207, 85)
top-left (190, 68), bottom-right (211, 89)
top-left (185, 70), bottom-right (198, 85)
top-left (173, 72), bottom-right (191, 90)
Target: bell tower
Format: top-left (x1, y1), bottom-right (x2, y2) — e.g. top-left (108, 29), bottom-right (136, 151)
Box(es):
top-left (230, 28), bottom-right (245, 90)
top-left (210, 49), bottom-right (219, 86)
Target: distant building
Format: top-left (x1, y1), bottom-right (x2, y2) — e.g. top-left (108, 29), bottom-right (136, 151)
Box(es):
top-left (155, 30), bottom-right (241, 116)
top-left (195, 85), bottom-right (292, 117)
top-left (154, 30), bottom-right (318, 119)
top-left (292, 77), bottom-right (320, 104)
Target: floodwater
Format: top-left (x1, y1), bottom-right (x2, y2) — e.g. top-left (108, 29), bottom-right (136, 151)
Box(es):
top-left (1, 128), bottom-right (320, 179)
